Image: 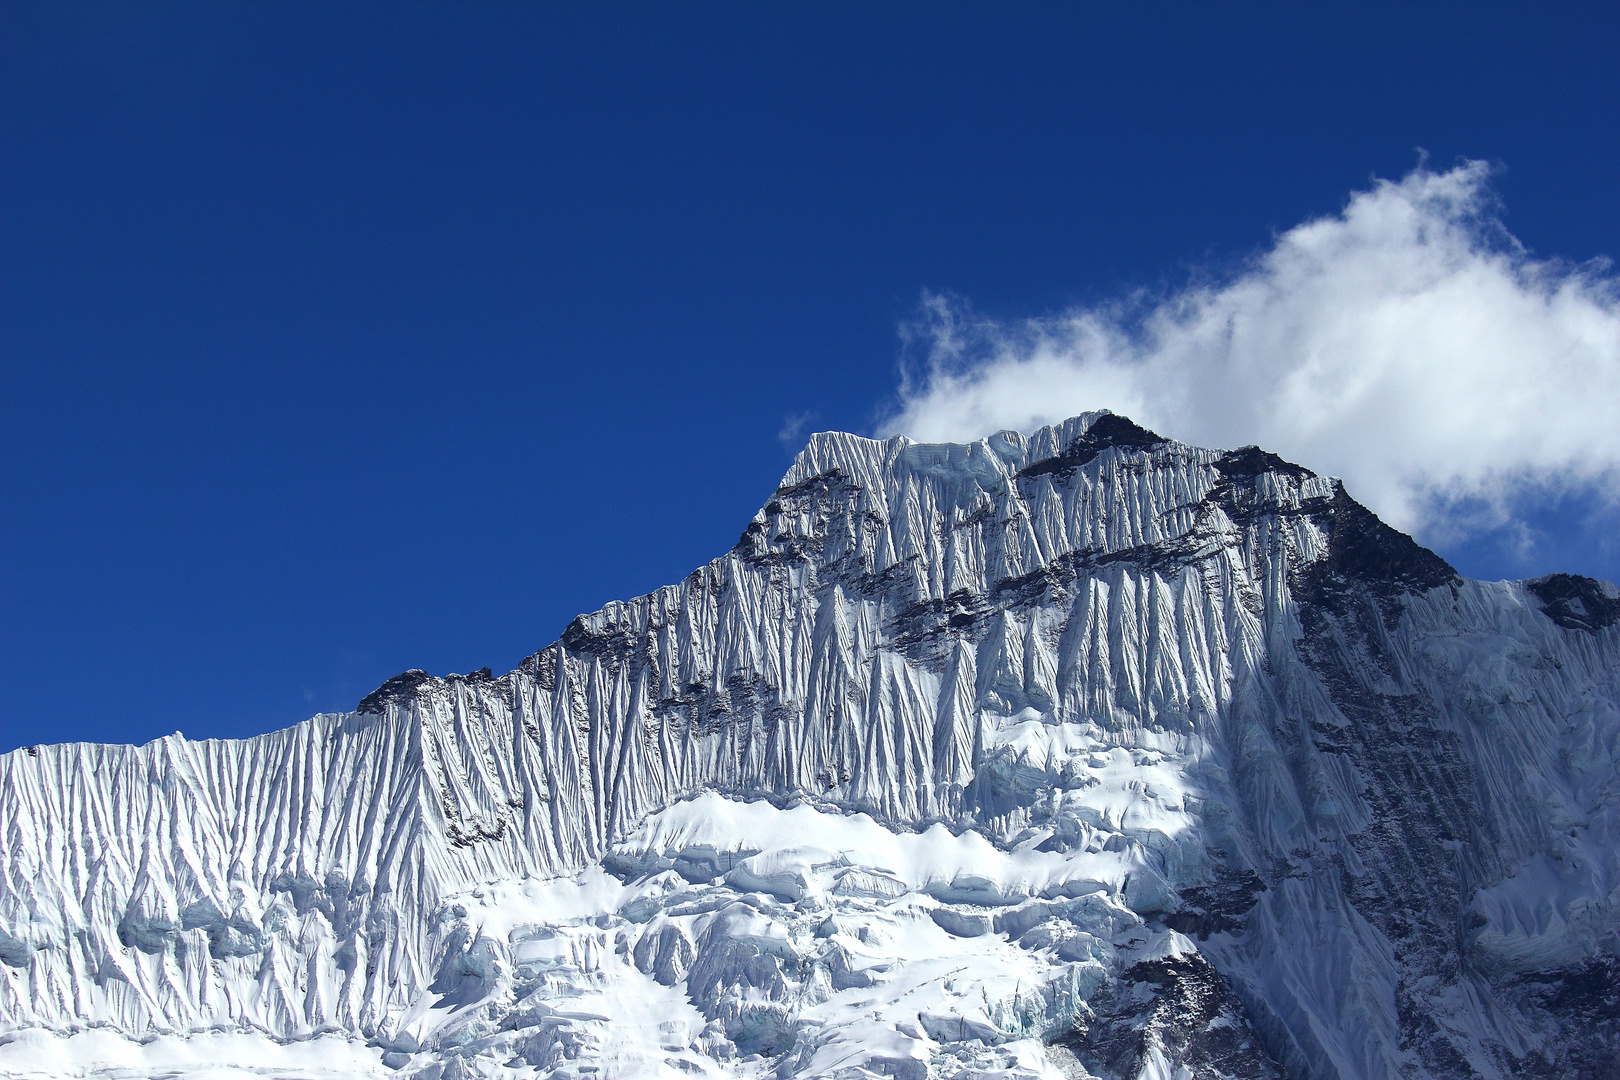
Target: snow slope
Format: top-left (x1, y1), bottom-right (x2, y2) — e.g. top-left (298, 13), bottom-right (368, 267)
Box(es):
top-left (2, 412), bottom-right (1618, 1079)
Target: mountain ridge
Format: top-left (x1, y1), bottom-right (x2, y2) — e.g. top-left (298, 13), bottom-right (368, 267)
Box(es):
top-left (3, 411), bottom-right (1617, 1080)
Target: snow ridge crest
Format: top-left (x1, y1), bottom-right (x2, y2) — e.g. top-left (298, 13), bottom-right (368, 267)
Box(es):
top-left (2, 413), bottom-right (1617, 1080)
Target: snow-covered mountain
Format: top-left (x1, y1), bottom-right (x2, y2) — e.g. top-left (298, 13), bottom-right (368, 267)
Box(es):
top-left (3, 412), bottom-right (1618, 1080)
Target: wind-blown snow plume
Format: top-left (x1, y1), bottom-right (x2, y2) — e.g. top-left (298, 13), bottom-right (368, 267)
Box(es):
top-left (881, 162), bottom-right (1620, 548)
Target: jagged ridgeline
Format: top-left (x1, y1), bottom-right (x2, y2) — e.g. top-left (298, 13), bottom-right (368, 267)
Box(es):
top-left (2, 412), bottom-right (1618, 1080)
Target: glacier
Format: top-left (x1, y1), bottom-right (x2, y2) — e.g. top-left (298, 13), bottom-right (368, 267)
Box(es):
top-left (2, 411), bottom-right (1618, 1080)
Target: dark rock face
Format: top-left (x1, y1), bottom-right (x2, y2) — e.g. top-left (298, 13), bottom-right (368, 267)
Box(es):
top-left (1528, 573), bottom-right (1620, 633)
top-left (1061, 952), bottom-right (1286, 1080)
top-left (358, 668), bottom-right (436, 713)
top-left (1497, 958), bottom-right (1620, 1080)
top-left (1213, 445), bottom-right (1316, 482)
top-left (1294, 487), bottom-right (1458, 621)
top-left (1016, 413), bottom-right (1168, 481)
top-left (1163, 868), bottom-right (1268, 939)
top-left (1290, 592), bottom-right (1489, 1076)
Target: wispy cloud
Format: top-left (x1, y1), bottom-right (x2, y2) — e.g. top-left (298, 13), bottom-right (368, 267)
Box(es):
top-left (779, 410), bottom-right (818, 451)
top-left (879, 162), bottom-right (1620, 554)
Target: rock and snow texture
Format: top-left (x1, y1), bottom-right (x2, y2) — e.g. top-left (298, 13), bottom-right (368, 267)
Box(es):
top-left (3, 411), bottom-right (1619, 1079)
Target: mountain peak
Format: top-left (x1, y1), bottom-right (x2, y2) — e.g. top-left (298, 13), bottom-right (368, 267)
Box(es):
top-left (4, 413), bottom-right (1617, 1080)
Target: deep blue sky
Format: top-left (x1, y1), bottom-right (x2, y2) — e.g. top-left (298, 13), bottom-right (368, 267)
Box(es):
top-left (4, 4), bottom-right (1618, 751)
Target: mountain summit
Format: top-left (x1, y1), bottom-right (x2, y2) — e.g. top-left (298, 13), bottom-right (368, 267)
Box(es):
top-left (3, 412), bottom-right (1617, 1080)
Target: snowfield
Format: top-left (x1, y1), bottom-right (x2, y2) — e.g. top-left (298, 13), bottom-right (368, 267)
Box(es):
top-left (3, 412), bottom-right (1618, 1079)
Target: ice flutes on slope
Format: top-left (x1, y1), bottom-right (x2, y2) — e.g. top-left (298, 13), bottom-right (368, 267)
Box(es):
top-left (3, 412), bottom-right (1620, 1080)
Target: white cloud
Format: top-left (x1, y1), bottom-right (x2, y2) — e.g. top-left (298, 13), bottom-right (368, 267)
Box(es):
top-left (778, 410), bottom-right (817, 451)
top-left (880, 162), bottom-right (1620, 550)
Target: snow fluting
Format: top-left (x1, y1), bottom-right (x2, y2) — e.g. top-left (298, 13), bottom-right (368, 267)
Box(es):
top-left (2, 411), bottom-right (1618, 1080)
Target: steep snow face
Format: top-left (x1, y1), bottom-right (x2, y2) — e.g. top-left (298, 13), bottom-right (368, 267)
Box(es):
top-left (2, 412), bottom-right (1619, 1080)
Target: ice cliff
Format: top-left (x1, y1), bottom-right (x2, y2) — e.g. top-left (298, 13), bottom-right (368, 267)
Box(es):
top-left (2, 412), bottom-right (1618, 1080)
